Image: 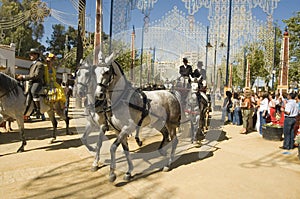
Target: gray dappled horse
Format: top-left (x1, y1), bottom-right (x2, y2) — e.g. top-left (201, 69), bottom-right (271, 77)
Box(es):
top-left (0, 72), bottom-right (70, 152)
top-left (95, 54), bottom-right (181, 182)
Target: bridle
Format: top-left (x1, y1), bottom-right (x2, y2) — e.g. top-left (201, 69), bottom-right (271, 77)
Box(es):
top-left (96, 64), bottom-right (115, 93)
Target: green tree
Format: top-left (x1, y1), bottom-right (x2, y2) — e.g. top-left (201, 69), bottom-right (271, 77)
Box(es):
top-left (46, 24), bottom-right (66, 56)
top-left (0, 0), bottom-right (49, 57)
top-left (283, 12), bottom-right (300, 86)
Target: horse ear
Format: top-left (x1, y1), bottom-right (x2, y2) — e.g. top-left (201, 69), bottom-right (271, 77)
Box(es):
top-left (105, 53), bottom-right (114, 64)
top-left (98, 51), bottom-right (104, 63)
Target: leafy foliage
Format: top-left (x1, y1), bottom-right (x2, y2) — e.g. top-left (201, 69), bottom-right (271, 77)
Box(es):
top-left (283, 12), bottom-right (300, 86)
top-left (0, 0), bottom-right (49, 57)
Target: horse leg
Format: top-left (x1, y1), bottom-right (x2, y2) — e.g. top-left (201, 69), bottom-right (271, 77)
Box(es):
top-left (163, 126), bottom-right (178, 172)
top-left (190, 118), bottom-right (196, 143)
top-left (81, 121), bottom-right (96, 152)
top-left (196, 108), bottom-right (205, 142)
top-left (91, 124), bottom-right (107, 171)
top-left (62, 101), bottom-right (72, 135)
top-left (16, 117), bottom-right (26, 153)
top-left (8, 121), bottom-right (13, 132)
top-left (134, 126), bottom-right (143, 146)
top-left (205, 109), bottom-right (210, 130)
top-left (47, 110), bottom-right (57, 143)
top-left (158, 126), bottom-right (169, 156)
top-left (109, 122), bottom-right (134, 182)
top-left (121, 138), bottom-right (133, 181)
top-left (64, 115), bottom-right (73, 135)
top-left (109, 138), bottom-right (121, 182)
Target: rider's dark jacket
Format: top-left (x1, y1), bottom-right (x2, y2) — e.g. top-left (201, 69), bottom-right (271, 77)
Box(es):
top-left (24, 60), bottom-right (44, 99)
top-left (179, 64), bottom-right (193, 78)
top-left (192, 68), bottom-right (206, 80)
top-left (23, 60), bottom-right (44, 83)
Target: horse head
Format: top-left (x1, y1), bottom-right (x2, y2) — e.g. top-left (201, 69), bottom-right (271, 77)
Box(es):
top-left (76, 60), bottom-right (96, 98)
top-left (95, 53), bottom-right (115, 100)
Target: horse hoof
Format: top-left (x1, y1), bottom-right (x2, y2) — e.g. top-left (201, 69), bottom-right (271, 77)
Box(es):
top-left (163, 166), bottom-right (170, 172)
top-left (135, 138), bottom-right (143, 147)
top-left (137, 141), bottom-right (143, 147)
top-left (49, 138), bottom-right (56, 144)
top-left (109, 173), bottom-right (117, 182)
top-left (91, 166), bottom-right (99, 172)
top-left (123, 173), bottom-right (132, 181)
top-left (17, 147), bottom-right (24, 153)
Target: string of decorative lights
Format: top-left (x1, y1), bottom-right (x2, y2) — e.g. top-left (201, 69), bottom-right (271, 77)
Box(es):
top-left (181, 0), bottom-right (280, 16)
top-left (69, 0), bottom-right (86, 13)
top-left (50, 9), bottom-right (78, 27)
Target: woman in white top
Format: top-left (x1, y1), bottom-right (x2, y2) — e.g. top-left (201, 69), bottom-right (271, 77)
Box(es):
top-left (258, 92), bottom-right (269, 135)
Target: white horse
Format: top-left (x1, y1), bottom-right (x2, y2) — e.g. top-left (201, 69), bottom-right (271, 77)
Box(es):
top-left (185, 76), bottom-right (209, 143)
top-left (76, 59), bottom-right (113, 171)
top-left (95, 54), bottom-right (181, 182)
top-left (0, 72), bottom-right (71, 152)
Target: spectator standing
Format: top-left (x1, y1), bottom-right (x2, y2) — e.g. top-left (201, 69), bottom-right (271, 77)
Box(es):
top-left (279, 92), bottom-right (298, 150)
top-left (240, 88), bottom-right (253, 134)
top-left (222, 90), bottom-right (233, 124)
top-left (294, 93), bottom-right (300, 139)
top-left (232, 92), bottom-right (242, 125)
top-left (254, 93), bottom-right (261, 131)
top-left (268, 93), bottom-right (276, 123)
top-left (258, 92), bottom-right (269, 135)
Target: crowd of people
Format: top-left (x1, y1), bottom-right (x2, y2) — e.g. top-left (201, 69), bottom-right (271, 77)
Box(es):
top-left (222, 88), bottom-right (300, 150)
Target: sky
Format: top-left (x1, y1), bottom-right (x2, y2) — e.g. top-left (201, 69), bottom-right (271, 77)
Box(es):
top-left (41, 0), bottom-right (300, 46)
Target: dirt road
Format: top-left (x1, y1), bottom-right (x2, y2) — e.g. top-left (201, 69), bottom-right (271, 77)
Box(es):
top-left (0, 99), bottom-right (299, 199)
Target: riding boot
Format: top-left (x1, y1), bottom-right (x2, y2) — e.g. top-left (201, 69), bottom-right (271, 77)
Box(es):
top-left (34, 101), bottom-right (41, 119)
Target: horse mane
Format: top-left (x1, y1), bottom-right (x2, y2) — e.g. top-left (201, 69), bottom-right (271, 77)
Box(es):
top-left (113, 60), bottom-right (125, 76)
top-left (112, 60), bottom-right (131, 84)
top-left (0, 72), bottom-right (20, 97)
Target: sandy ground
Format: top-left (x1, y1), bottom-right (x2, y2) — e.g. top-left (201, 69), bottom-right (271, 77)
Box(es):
top-left (0, 98), bottom-right (299, 199)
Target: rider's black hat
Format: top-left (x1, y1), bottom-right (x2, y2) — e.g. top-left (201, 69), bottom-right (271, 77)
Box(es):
top-left (183, 57), bottom-right (188, 62)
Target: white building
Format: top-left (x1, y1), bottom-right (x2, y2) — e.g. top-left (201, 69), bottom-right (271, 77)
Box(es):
top-left (0, 43), bottom-right (16, 76)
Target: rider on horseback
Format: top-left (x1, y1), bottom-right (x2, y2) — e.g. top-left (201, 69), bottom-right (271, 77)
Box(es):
top-left (16, 48), bottom-right (44, 118)
top-left (44, 53), bottom-right (66, 109)
top-left (179, 57), bottom-right (193, 87)
top-left (192, 61), bottom-right (207, 93)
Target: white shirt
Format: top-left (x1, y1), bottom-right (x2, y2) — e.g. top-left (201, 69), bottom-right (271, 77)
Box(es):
top-left (284, 99), bottom-right (298, 117)
top-left (259, 98), bottom-right (269, 112)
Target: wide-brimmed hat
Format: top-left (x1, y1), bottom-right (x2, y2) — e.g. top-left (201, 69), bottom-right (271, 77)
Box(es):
top-left (27, 48), bottom-right (40, 55)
